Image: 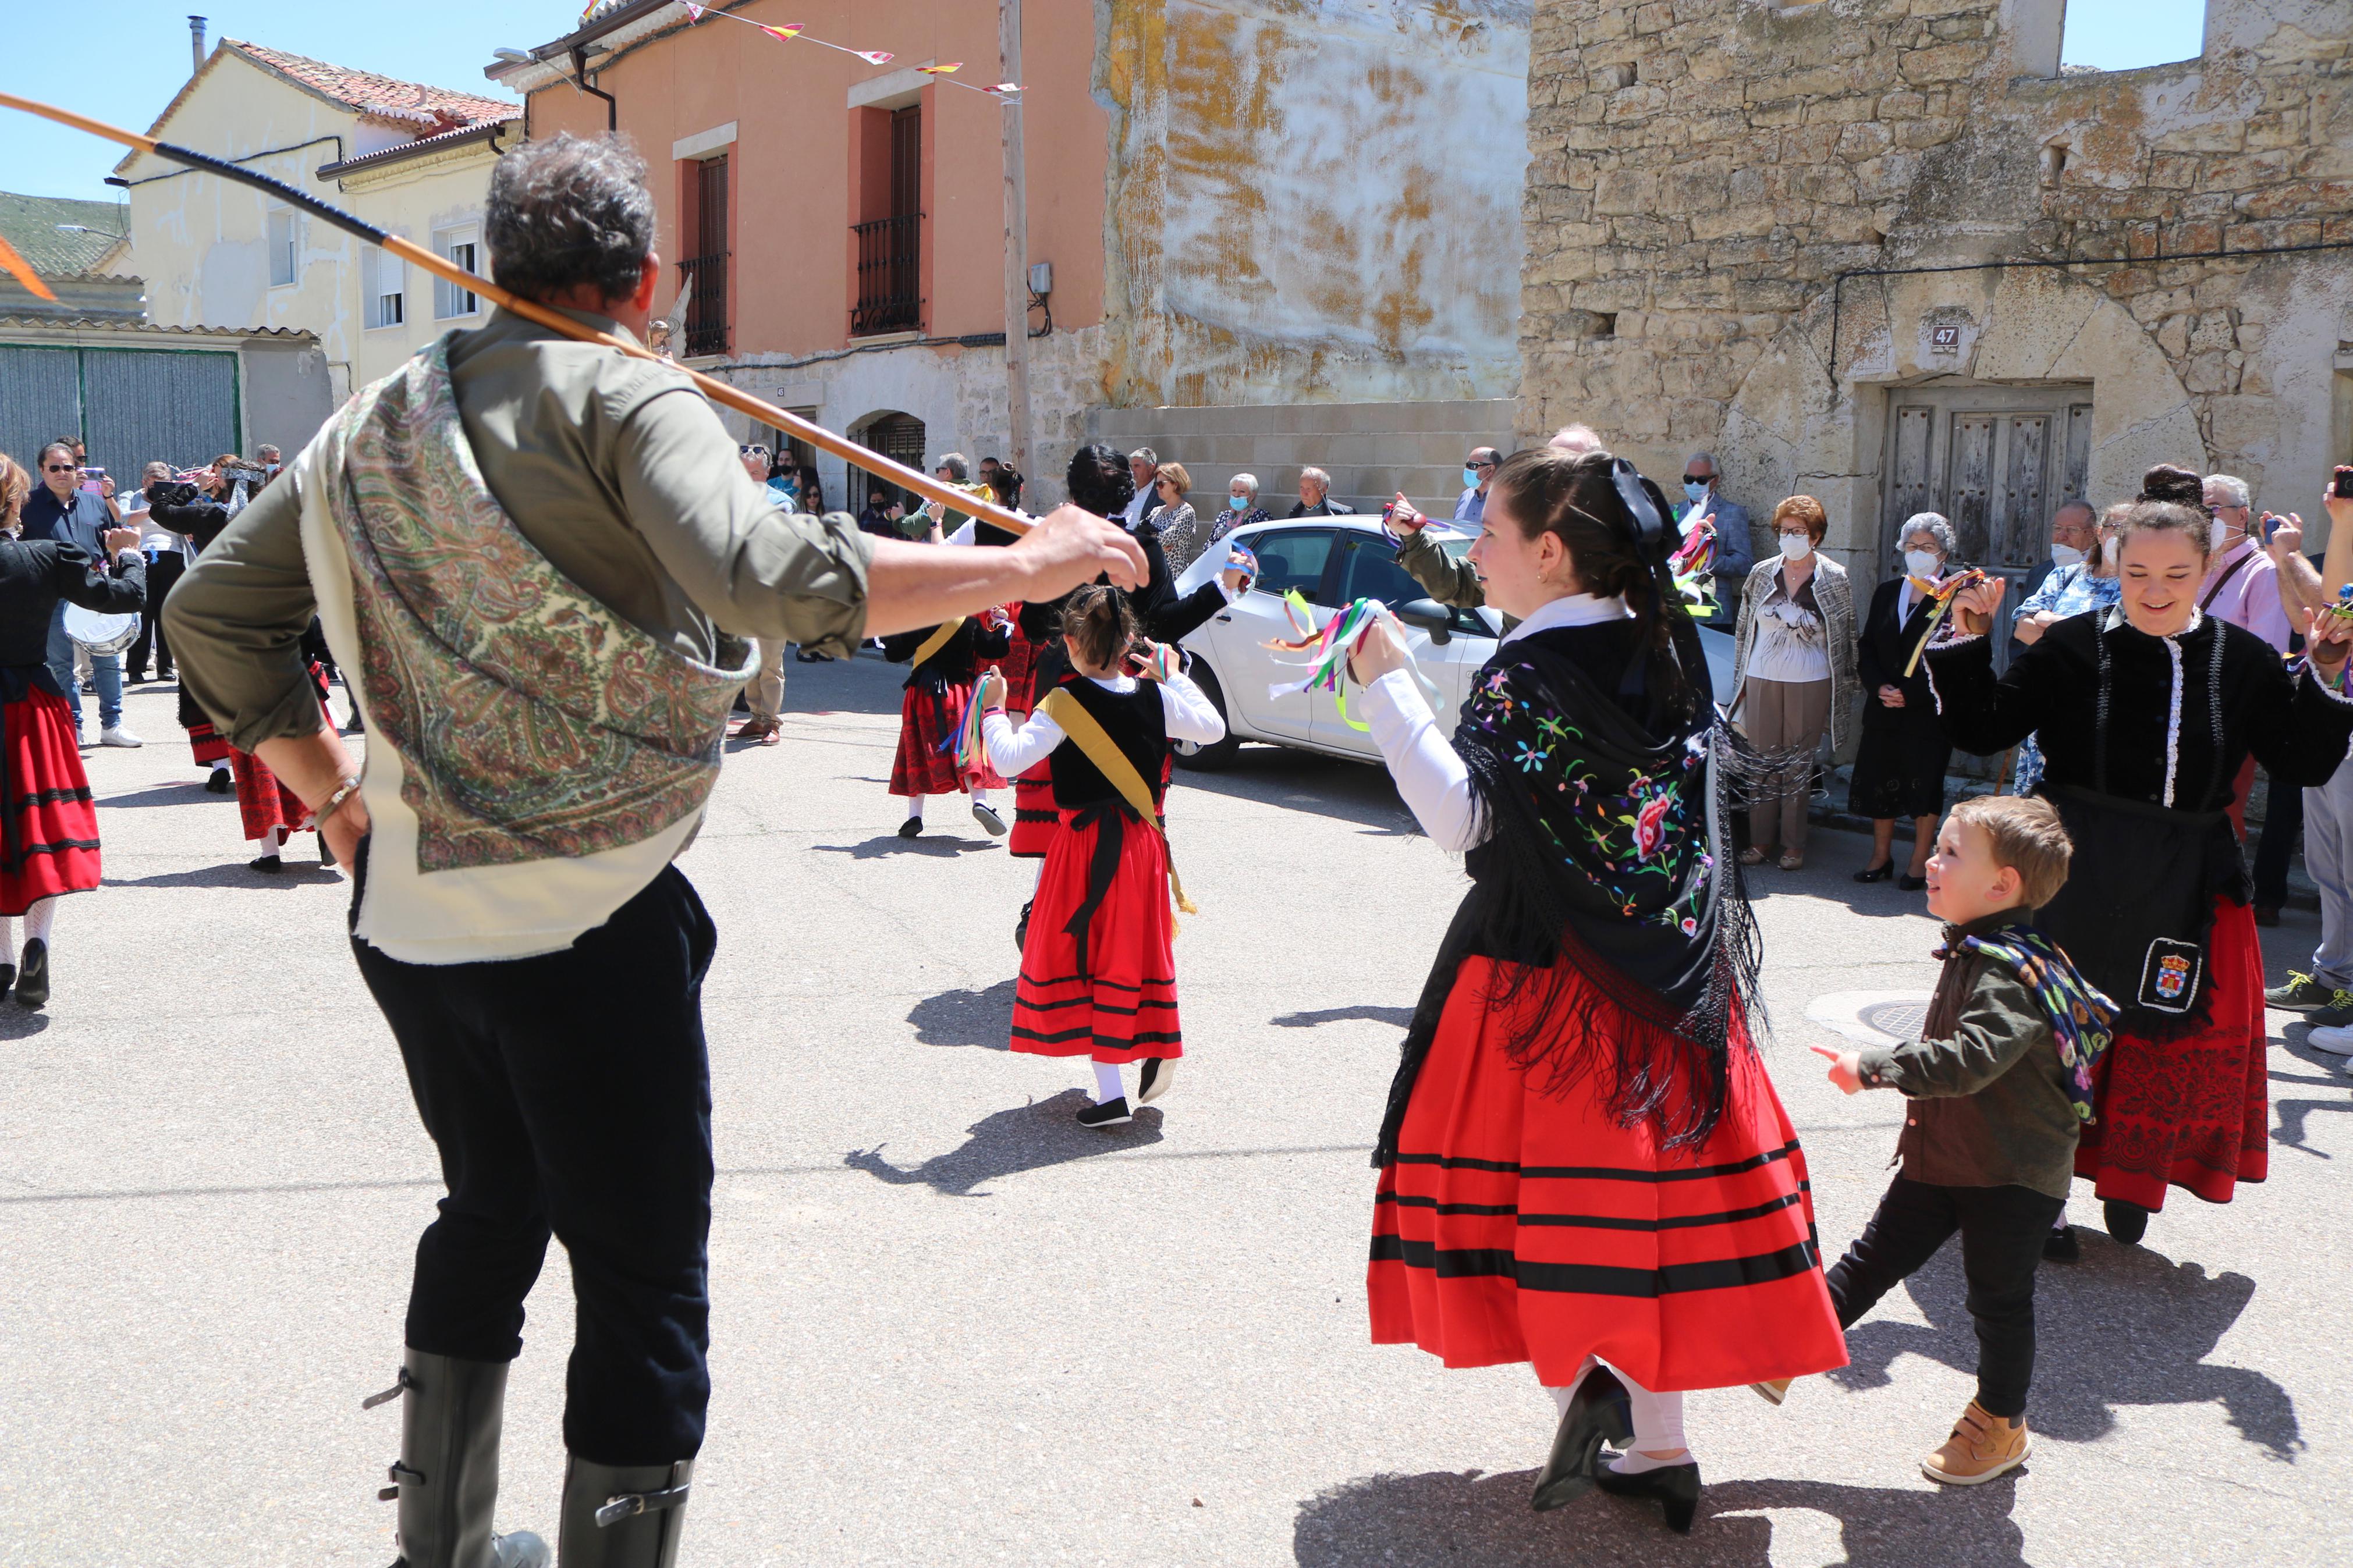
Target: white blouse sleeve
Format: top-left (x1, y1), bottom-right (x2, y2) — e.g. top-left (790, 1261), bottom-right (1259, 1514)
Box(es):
top-left (983, 705), bottom-right (1065, 777)
top-left (1362, 669), bottom-right (1484, 852)
top-left (1157, 671), bottom-right (1227, 745)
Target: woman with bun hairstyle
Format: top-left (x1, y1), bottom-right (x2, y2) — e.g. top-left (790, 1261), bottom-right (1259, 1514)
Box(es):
top-left (979, 584), bottom-right (1225, 1127)
top-left (1348, 446), bottom-right (1846, 1534)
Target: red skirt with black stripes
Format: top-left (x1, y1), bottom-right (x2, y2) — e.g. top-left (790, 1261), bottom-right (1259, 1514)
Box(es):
top-left (1010, 806), bottom-right (1181, 1063)
top-left (0, 688), bottom-right (100, 915)
top-left (1369, 954), bottom-right (1847, 1392)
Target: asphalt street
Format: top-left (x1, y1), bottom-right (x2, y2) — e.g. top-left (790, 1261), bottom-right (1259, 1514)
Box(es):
top-left (3, 656), bottom-right (2348, 1567)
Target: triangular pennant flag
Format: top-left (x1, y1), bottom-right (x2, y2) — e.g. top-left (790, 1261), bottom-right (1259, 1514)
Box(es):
top-left (0, 233), bottom-right (58, 303)
top-left (682, 2), bottom-right (705, 18)
top-left (759, 23), bottom-right (805, 41)
top-left (984, 83), bottom-right (1024, 95)
top-left (917, 62), bottom-right (962, 74)
top-left (856, 49), bottom-right (894, 63)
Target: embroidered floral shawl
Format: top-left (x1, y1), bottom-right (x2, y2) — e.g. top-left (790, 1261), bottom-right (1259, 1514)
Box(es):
top-left (1937, 924), bottom-right (2117, 1122)
top-left (321, 339), bottom-right (753, 872)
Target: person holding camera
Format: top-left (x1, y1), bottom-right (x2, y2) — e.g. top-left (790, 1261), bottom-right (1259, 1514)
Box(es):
top-left (124, 461), bottom-right (187, 684)
top-left (0, 449), bottom-right (147, 1007)
top-left (22, 442), bottom-right (138, 747)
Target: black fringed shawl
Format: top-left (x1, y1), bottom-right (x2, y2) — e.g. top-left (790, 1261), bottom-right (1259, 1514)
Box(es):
top-left (1371, 620), bottom-right (1764, 1165)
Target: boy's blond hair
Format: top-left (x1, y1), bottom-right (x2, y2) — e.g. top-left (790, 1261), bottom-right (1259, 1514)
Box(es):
top-left (1950, 794), bottom-right (2072, 910)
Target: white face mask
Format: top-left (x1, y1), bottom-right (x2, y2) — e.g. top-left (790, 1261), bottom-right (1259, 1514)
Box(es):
top-left (2047, 542), bottom-right (2085, 570)
top-left (1903, 549), bottom-right (1941, 578)
top-left (2208, 517), bottom-right (2231, 552)
top-left (1776, 533), bottom-right (1812, 562)
top-left (2101, 535), bottom-right (2119, 567)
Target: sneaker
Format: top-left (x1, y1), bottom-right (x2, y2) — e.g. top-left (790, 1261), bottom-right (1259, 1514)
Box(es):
top-left (2309, 991), bottom-right (2353, 1028)
top-left (2307, 1023), bottom-right (2353, 1056)
top-left (1921, 1401), bottom-right (2029, 1485)
top-left (972, 802), bottom-right (1007, 836)
top-left (1749, 1377), bottom-right (1793, 1406)
top-left (897, 817), bottom-right (922, 839)
top-left (1076, 1096), bottom-right (1132, 1129)
top-left (2266, 972), bottom-right (2334, 1011)
top-left (98, 725), bottom-right (143, 748)
top-left (1137, 1057), bottom-right (1176, 1105)
top-left (2043, 1224), bottom-right (2080, 1263)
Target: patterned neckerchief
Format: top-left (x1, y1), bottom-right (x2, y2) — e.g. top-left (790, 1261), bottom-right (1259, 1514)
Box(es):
top-left (1933, 921), bottom-right (2117, 1121)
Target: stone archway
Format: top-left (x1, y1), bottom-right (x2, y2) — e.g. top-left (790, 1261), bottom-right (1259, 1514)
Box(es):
top-left (1720, 265), bottom-right (2203, 570)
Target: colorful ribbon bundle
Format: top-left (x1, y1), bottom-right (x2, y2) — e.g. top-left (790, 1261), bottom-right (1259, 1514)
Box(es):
top-left (1668, 528), bottom-right (1716, 611)
top-left (1901, 566), bottom-right (1990, 676)
top-left (676, 6), bottom-right (1024, 93)
top-left (1264, 593), bottom-right (1440, 733)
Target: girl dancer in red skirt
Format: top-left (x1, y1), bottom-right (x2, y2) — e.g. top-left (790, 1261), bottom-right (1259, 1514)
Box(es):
top-left (883, 611), bottom-right (1010, 838)
top-left (0, 454), bottom-right (148, 1009)
top-left (239, 627), bottom-right (339, 872)
top-left (978, 586), bottom-right (1225, 1126)
top-left (1349, 448), bottom-right (1846, 1534)
top-left (1927, 490), bottom-right (2353, 1249)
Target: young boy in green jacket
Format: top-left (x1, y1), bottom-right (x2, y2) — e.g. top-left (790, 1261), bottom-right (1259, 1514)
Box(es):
top-left (1792, 794), bottom-right (2114, 1486)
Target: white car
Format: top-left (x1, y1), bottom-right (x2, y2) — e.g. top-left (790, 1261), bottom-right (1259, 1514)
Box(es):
top-left (1167, 515), bottom-right (1735, 769)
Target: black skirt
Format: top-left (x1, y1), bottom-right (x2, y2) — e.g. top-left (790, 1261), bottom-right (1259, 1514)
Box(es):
top-left (1847, 697), bottom-right (1950, 820)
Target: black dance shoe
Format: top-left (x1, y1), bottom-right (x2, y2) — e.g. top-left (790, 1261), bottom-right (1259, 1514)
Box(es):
top-left (1076, 1097), bottom-right (1132, 1129)
top-left (2103, 1199), bottom-right (2150, 1246)
top-left (250, 854), bottom-right (285, 873)
top-left (896, 817), bottom-right (922, 840)
top-left (972, 802), bottom-right (1007, 837)
top-left (0, 962), bottom-right (17, 1000)
top-left (1852, 862), bottom-right (1894, 883)
top-left (1137, 1057), bottom-right (1176, 1105)
top-left (204, 770), bottom-right (232, 794)
top-left (1898, 873), bottom-right (1928, 892)
top-left (15, 940), bottom-right (49, 1009)
top-left (1531, 1367), bottom-right (1633, 1512)
top-left (1595, 1457), bottom-right (1701, 1534)
top-left (1014, 899), bottom-right (1034, 952)
top-left (2043, 1224), bottom-right (2080, 1263)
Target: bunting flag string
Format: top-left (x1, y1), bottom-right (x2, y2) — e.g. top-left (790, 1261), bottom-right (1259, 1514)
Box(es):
top-left (677, 7), bottom-right (1023, 94)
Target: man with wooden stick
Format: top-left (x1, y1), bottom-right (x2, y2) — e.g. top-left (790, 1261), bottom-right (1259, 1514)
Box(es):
top-left (166, 134), bottom-right (1142, 1568)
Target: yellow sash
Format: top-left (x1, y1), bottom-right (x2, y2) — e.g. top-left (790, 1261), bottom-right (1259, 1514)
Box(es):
top-left (1038, 687), bottom-right (1198, 916)
top-left (908, 616), bottom-right (966, 670)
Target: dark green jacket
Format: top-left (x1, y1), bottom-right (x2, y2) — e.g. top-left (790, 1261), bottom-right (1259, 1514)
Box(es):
top-left (1857, 909), bottom-right (2082, 1200)
top-left (1393, 525), bottom-right (1519, 632)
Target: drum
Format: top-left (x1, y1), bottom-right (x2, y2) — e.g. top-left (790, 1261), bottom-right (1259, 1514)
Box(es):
top-left (64, 603), bottom-right (140, 656)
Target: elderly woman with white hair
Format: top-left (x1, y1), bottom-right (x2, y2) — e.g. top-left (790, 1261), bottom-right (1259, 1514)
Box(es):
top-left (1850, 512), bottom-right (1964, 888)
top-left (1207, 472), bottom-right (1270, 549)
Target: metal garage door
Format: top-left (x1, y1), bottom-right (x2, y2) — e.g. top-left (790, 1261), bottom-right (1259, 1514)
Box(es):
top-left (0, 344), bottom-right (240, 486)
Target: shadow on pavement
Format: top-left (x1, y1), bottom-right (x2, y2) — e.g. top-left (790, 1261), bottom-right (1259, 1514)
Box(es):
top-left (844, 1090), bottom-right (1163, 1197)
top-left (1174, 746), bottom-right (1422, 836)
top-left (907, 978), bottom-right (1018, 1050)
top-left (1272, 1005), bottom-right (1415, 1030)
top-left (777, 647), bottom-right (909, 720)
top-left (105, 861), bottom-right (342, 888)
top-left (2267, 1021), bottom-right (2353, 1154)
top-left (812, 833), bottom-right (1000, 861)
top-left (96, 783), bottom-right (223, 809)
top-left (1830, 1235), bottom-right (2299, 1459)
top-left (1293, 1467), bottom-right (2026, 1566)
top-left (0, 1007), bottom-right (51, 1040)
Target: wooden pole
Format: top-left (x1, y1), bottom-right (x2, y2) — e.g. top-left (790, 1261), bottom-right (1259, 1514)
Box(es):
top-left (999, 0), bottom-right (1036, 487)
top-left (0, 89), bottom-right (1036, 539)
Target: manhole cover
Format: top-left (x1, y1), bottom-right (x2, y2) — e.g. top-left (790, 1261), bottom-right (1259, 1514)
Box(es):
top-left (1859, 1000), bottom-right (1929, 1040)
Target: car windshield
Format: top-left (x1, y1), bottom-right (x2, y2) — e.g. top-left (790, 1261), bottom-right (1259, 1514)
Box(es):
top-left (1436, 532), bottom-right (1474, 561)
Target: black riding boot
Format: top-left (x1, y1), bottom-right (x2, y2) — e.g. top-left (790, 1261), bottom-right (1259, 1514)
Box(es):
top-left (557, 1457), bottom-right (693, 1568)
top-left (371, 1349), bottom-right (549, 1568)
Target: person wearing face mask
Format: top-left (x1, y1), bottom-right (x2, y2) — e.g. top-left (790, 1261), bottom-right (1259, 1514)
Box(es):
top-left (1928, 500), bottom-right (2353, 1255)
top-left (1206, 472), bottom-right (1269, 550)
top-left (2009, 502), bottom-right (2100, 659)
top-left (2196, 474), bottom-right (2290, 655)
top-left (1730, 497), bottom-right (1855, 870)
top-left (1851, 514), bottom-right (1963, 889)
top-left (2006, 503), bottom-right (2124, 796)
top-left (1673, 453), bottom-right (1751, 632)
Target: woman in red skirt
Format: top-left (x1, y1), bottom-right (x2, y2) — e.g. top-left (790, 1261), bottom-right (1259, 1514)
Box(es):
top-left (978, 585), bottom-right (1225, 1126)
top-left (1928, 488), bottom-right (2353, 1249)
top-left (240, 625), bottom-right (339, 872)
top-left (1350, 449), bottom-right (1846, 1534)
top-left (882, 610), bottom-right (1010, 839)
top-left (0, 452), bottom-right (148, 1008)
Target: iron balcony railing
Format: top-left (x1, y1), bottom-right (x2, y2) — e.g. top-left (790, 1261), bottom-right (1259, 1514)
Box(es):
top-left (851, 215), bottom-right (922, 337)
top-left (679, 252), bottom-right (730, 357)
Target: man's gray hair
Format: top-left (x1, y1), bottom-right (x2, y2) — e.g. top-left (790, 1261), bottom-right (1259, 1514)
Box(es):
top-left (257, 445), bottom-right (282, 461)
top-left (487, 134), bottom-right (658, 304)
top-left (1900, 511), bottom-right (1958, 558)
top-left (1128, 447), bottom-right (1159, 467)
top-left (936, 453), bottom-right (970, 481)
top-left (2205, 473), bottom-right (2251, 509)
top-left (1549, 424), bottom-right (1602, 456)
top-left (1300, 467), bottom-right (1331, 489)
top-left (1685, 450), bottom-right (1718, 474)
top-left (2053, 498), bottom-right (2095, 524)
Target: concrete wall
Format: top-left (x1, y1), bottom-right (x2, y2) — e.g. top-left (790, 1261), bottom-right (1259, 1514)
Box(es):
top-left (1518, 0), bottom-right (2353, 579)
top-left (1097, 0), bottom-right (1532, 410)
top-left (239, 338), bottom-right (336, 458)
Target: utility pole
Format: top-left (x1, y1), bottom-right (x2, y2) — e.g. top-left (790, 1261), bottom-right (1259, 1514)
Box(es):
top-left (999, 0), bottom-right (1035, 485)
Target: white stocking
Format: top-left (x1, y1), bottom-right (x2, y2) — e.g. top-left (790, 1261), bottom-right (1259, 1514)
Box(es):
top-left (259, 825), bottom-right (288, 858)
top-left (1607, 1367), bottom-right (1688, 1472)
top-left (1091, 1059), bottom-right (1124, 1104)
top-left (0, 915), bottom-right (15, 968)
top-left (895, 794), bottom-right (924, 824)
top-left (971, 787), bottom-right (993, 808)
top-left (23, 896), bottom-right (57, 948)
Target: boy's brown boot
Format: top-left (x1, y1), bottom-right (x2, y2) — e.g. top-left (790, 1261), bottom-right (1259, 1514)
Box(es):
top-left (1921, 1400), bottom-right (2029, 1485)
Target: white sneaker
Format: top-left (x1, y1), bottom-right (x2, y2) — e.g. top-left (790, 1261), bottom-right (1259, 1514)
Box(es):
top-left (99, 725), bottom-right (143, 748)
top-left (2307, 1023), bottom-right (2353, 1056)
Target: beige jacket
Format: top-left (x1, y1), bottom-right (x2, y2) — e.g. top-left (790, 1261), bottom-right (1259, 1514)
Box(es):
top-left (1730, 553), bottom-right (1858, 749)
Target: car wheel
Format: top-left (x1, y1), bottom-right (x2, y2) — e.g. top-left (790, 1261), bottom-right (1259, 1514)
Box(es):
top-left (1171, 663), bottom-right (1242, 771)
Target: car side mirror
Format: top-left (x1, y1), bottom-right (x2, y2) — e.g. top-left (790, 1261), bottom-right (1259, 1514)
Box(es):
top-left (1396, 598), bottom-right (1451, 646)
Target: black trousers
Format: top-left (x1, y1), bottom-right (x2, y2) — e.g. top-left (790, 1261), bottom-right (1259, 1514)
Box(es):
top-left (128, 550), bottom-right (184, 678)
top-left (2252, 774), bottom-right (2302, 910)
top-left (350, 858), bottom-right (720, 1465)
top-left (1823, 1174), bottom-right (2065, 1420)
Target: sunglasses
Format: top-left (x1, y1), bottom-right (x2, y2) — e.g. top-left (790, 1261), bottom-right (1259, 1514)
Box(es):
top-left (1683, 473), bottom-right (1712, 483)
top-left (43, 464), bottom-right (77, 474)
top-left (1467, 458), bottom-right (1496, 470)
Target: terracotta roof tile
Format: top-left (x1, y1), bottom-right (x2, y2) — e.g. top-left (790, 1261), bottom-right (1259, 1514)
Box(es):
top-left (226, 40), bottom-right (517, 133)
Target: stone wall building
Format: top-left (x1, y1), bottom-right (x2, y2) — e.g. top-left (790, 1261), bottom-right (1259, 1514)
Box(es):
top-left (1518, 0), bottom-right (2353, 603)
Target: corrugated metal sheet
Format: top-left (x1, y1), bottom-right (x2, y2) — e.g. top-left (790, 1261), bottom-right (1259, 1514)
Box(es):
top-left (0, 344), bottom-right (239, 484)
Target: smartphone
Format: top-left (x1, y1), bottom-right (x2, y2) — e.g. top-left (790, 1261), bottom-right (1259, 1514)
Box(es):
top-left (2334, 465), bottom-right (2353, 500)
top-left (2262, 513), bottom-right (2283, 543)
